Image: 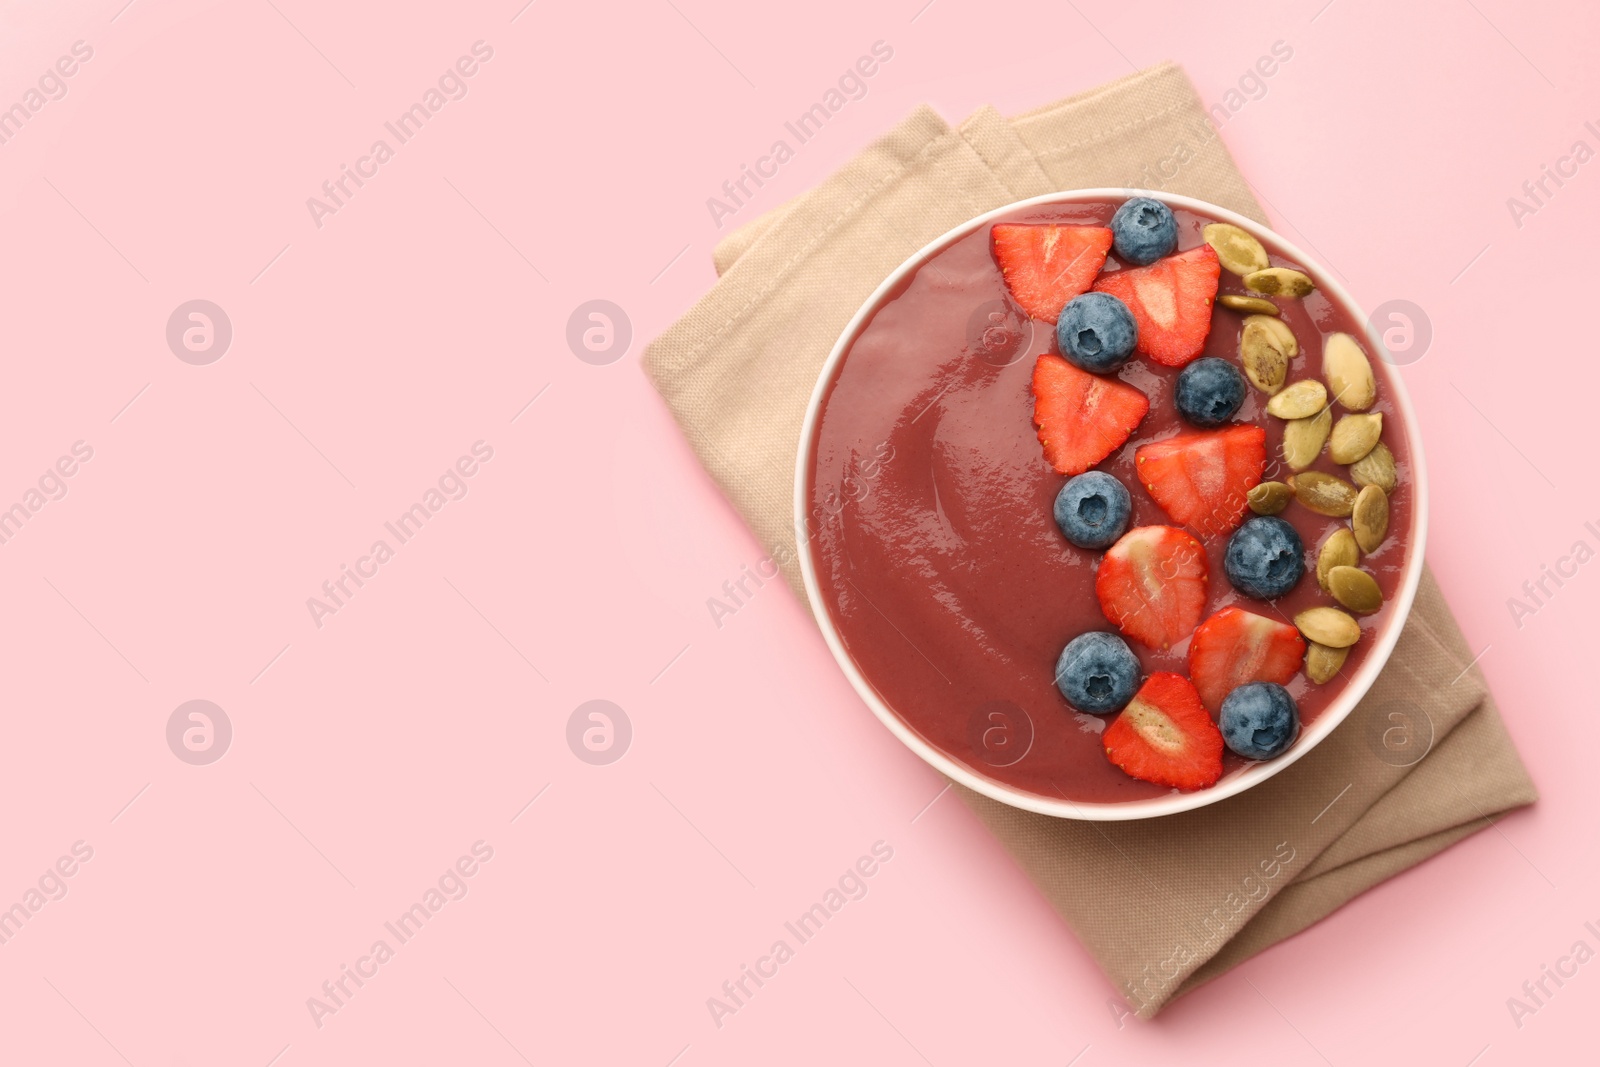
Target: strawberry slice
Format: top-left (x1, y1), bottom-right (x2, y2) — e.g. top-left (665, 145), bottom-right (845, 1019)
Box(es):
top-left (1103, 672), bottom-right (1224, 791)
top-left (1091, 245), bottom-right (1221, 366)
top-left (1135, 425), bottom-right (1266, 539)
top-left (1188, 606), bottom-right (1308, 712)
top-left (1095, 526), bottom-right (1208, 651)
top-left (1031, 354), bottom-right (1149, 476)
top-left (992, 223), bottom-right (1114, 324)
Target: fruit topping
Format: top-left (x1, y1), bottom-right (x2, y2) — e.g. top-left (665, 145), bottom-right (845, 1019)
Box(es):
top-left (1102, 672), bottom-right (1224, 790)
top-left (1135, 425), bottom-right (1266, 538)
top-left (1188, 606), bottom-right (1307, 713)
top-left (1030, 354), bottom-right (1149, 476)
top-left (992, 223), bottom-right (1114, 324)
top-left (1095, 526), bottom-right (1208, 651)
top-left (1054, 631), bottom-right (1142, 715)
top-left (1053, 471), bottom-right (1133, 551)
top-left (1057, 292), bottom-right (1138, 372)
top-left (1219, 682), bottom-right (1300, 760)
top-left (1111, 197), bottom-right (1179, 266)
top-left (1224, 515), bottom-right (1306, 600)
top-left (1174, 356), bottom-right (1247, 428)
top-left (1091, 245), bottom-right (1221, 367)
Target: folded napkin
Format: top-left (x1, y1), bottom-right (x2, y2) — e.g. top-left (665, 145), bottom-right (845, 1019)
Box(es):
top-left (643, 62), bottom-right (1537, 1018)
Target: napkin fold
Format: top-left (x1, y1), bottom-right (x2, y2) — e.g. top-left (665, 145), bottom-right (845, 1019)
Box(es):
top-left (644, 62), bottom-right (1536, 1017)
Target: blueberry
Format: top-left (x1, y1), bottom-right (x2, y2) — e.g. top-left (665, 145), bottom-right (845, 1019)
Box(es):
top-left (1055, 632), bottom-right (1142, 715)
top-left (1053, 471), bottom-right (1132, 550)
top-left (1174, 357), bottom-right (1246, 427)
top-left (1225, 516), bottom-right (1305, 599)
top-left (1057, 292), bottom-right (1138, 373)
top-left (1219, 682), bottom-right (1300, 760)
top-left (1111, 197), bottom-right (1178, 266)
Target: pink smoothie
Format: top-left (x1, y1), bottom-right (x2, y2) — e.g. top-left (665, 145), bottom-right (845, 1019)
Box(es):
top-left (806, 199), bottom-right (1415, 804)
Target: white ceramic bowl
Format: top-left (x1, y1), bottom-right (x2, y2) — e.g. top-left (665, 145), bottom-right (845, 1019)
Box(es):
top-left (794, 189), bottom-right (1429, 821)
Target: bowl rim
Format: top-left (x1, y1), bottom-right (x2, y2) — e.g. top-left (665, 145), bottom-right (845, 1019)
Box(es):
top-left (793, 188), bottom-right (1430, 821)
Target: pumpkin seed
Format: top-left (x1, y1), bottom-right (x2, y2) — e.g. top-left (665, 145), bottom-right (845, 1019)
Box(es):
top-left (1248, 481), bottom-right (1291, 515)
top-left (1252, 314), bottom-right (1300, 357)
top-left (1316, 528), bottom-right (1360, 592)
top-left (1204, 223), bottom-right (1270, 276)
top-left (1294, 605), bottom-right (1361, 648)
top-left (1324, 332), bottom-right (1377, 411)
top-left (1328, 565), bottom-right (1383, 614)
top-left (1304, 641), bottom-right (1349, 684)
top-left (1244, 267), bottom-right (1315, 297)
top-left (1282, 406), bottom-right (1332, 470)
top-left (1352, 484), bottom-right (1390, 552)
top-left (1219, 294), bottom-right (1280, 316)
top-left (1240, 315), bottom-right (1298, 393)
top-left (1265, 380), bottom-right (1329, 420)
top-left (1291, 471), bottom-right (1358, 516)
top-left (1350, 441), bottom-right (1397, 493)
top-left (1329, 413), bottom-right (1383, 464)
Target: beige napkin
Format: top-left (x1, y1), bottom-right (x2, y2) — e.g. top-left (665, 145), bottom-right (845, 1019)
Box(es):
top-left (643, 63), bottom-right (1537, 1018)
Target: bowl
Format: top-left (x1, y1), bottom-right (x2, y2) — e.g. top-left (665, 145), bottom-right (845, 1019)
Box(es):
top-left (794, 189), bottom-right (1428, 821)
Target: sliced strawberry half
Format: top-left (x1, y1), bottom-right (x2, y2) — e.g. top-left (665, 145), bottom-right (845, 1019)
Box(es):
top-left (1135, 425), bottom-right (1266, 539)
top-left (1031, 354), bottom-right (1149, 476)
top-left (992, 223), bottom-right (1114, 324)
top-left (1188, 606), bottom-right (1308, 712)
top-left (1091, 244), bottom-right (1221, 366)
top-left (1103, 672), bottom-right (1224, 791)
top-left (1095, 526), bottom-right (1208, 651)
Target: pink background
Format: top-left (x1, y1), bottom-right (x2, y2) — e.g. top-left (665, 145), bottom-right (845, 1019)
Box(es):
top-left (0, 0), bottom-right (1593, 1063)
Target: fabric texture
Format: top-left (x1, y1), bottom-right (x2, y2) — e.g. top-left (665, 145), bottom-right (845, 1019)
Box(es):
top-left (642, 61), bottom-right (1536, 1018)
